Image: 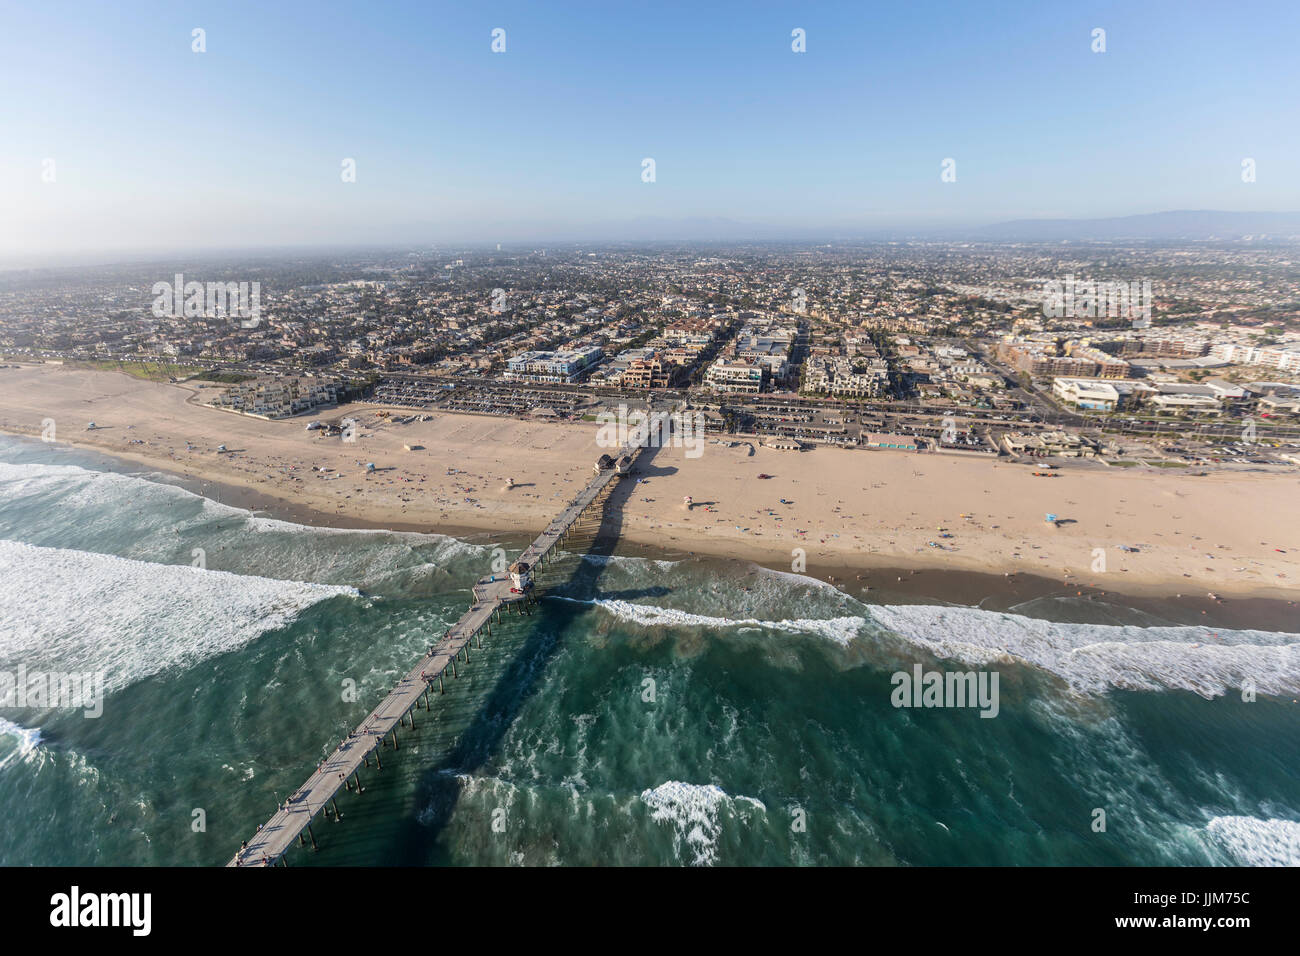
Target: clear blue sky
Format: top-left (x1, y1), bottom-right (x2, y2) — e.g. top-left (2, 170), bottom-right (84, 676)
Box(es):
top-left (2, 0), bottom-right (1297, 256)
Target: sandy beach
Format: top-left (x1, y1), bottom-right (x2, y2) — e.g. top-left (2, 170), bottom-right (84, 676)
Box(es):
top-left (3, 363), bottom-right (1298, 600)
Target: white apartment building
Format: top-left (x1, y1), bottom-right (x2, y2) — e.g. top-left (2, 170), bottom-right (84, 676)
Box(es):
top-left (704, 357), bottom-right (766, 393)
top-left (1210, 342), bottom-right (1300, 373)
top-left (1051, 377), bottom-right (1146, 411)
top-left (212, 376), bottom-right (343, 418)
top-left (803, 356), bottom-right (889, 398)
top-left (504, 346), bottom-right (604, 383)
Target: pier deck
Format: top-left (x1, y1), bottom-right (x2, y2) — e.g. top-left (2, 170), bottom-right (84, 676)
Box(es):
top-left (228, 415), bottom-right (665, 866)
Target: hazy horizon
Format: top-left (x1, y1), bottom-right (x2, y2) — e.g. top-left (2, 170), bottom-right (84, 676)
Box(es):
top-left (4, 0), bottom-right (1299, 261)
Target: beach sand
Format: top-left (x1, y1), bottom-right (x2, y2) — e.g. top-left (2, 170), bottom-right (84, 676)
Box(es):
top-left (3, 363), bottom-right (1298, 602)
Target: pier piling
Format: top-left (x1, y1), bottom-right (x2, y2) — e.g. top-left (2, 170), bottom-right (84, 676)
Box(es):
top-left (227, 413), bottom-right (662, 867)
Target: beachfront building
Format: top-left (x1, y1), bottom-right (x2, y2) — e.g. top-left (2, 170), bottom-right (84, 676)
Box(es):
top-left (209, 375), bottom-right (346, 418)
top-left (1054, 376), bottom-right (1244, 416)
top-left (802, 355), bottom-right (889, 398)
top-left (1146, 391), bottom-right (1223, 416)
top-left (621, 354), bottom-right (673, 389)
top-left (765, 437), bottom-right (803, 451)
top-left (504, 346), bottom-right (604, 383)
top-left (704, 357), bottom-right (766, 393)
top-left (1002, 430), bottom-right (1098, 457)
top-left (1051, 377), bottom-right (1156, 411)
top-left (591, 347), bottom-right (679, 388)
top-left (589, 346), bottom-right (653, 386)
top-left (863, 432), bottom-right (920, 451)
top-left (1052, 378), bottom-right (1122, 411)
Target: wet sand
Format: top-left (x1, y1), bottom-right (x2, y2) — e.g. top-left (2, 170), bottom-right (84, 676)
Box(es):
top-left (3, 363), bottom-right (1298, 609)
top-left (21, 417), bottom-right (1299, 635)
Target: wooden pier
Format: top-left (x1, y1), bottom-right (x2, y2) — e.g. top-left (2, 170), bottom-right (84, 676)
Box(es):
top-left (228, 410), bottom-right (668, 866)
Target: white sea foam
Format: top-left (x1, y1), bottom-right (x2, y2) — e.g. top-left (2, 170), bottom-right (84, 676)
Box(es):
top-left (0, 459), bottom-right (471, 545)
top-left (640, 781), bottom-right (766, 867)
top-left (0, 539), bottom-right (356, 695)
top-left (579, 552), bottom-right (681, 571)
top-left (560, 588), bottom-right (1298, 699)
top-left (0, 457), bottom-right (486, 587)
top-left (752, 564), bottom-right (845, 593)
top-left (0, 460), bottom-right (106, 484)
top-left (0, 459), bottom-right (197, 509)
top-left (240, 510), bottom-right (439, 541)
top-left (553, 596), bottom-right (865, 646)
top-left (869, 603), bottom-right (1300, 698)
top-left (1205, 816), bottom-right (1300, 866)
top-left (0, 717), bottom-right (42, 770)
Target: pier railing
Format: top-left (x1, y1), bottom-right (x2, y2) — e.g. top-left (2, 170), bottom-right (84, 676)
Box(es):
top-left (227, 413), bottom-right (664, 866)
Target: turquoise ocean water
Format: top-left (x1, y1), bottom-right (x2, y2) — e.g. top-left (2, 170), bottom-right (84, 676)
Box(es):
top-left (0, 434), bottom-right (1297, 866)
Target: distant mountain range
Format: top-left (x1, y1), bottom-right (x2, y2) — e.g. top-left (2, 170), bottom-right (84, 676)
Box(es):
top-left (976, 210), bottom-right (1300, 241)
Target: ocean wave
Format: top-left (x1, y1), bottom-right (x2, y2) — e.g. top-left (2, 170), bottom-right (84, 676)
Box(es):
top-left (0, 458), bottom-right (445, 541)
top-left (551, 596), bottom-right (865, 646)
top-left (579, 552), bottom-right (681, 571)
top-left (640, 781), bottom-right (767, 867)
top-left (0, 459), bottom-right (198, 508)
top-left (0, 457), bottom-right (487, 588)
top-left (0, 539), bottom-right (356, 695)
top-left (0, 717), bottom-right (42, 771)
top-left (869, 603), bottom-right (1300, 698)
top-left (1205, 816), bottom-right (1300, 866)
top-left (557, 588), bottom-right (1299, 699)
top-left (751, 565), bottom-right (845, 593)
top-left (240, 510), bottom-right (439, 541)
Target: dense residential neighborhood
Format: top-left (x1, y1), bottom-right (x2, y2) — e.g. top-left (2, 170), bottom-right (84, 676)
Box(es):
top-left (3, 241), bottom-right (1299, 463)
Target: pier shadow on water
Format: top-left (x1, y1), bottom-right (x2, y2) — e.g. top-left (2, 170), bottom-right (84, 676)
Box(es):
top-left (304, 442), bottom-right (672, 865)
